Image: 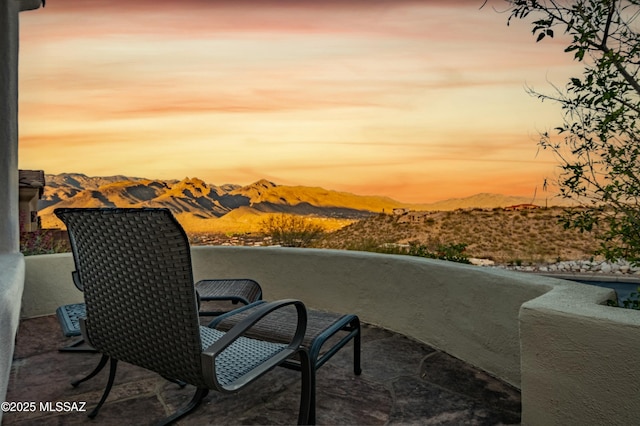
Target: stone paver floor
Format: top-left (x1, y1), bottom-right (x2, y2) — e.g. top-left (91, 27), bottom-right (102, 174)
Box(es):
top-left (5, 315), bottom-right (520, 425)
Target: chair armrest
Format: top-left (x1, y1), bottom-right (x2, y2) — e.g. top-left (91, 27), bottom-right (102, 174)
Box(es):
top-left (200, 299), bottom-right (307, 390)
top-left (203, 299), bottom-right (307, 357)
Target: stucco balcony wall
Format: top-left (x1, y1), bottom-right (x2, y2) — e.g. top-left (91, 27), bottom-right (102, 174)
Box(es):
top-left (19, 246), bottom-right (640, 425)
top-left (520, 283), bottom-right (640, 425)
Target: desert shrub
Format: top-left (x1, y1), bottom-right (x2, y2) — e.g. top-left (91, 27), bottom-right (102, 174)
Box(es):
top-left (407, 241), bottom-right (470, 264)
top-left (20, 230), bottom-right (69, 256)
top-left (259, 214), bottom-right (324, 247)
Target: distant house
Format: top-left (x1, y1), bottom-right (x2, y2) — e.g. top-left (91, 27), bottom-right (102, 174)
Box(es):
top-left (392, 208), bottom-right (409, 215)
top-left (405, 211), bottom-right (433, 223)
top-left (18, 170), bottom-right (45, 232)
top-left (504, 203), bottom-right (540, 211)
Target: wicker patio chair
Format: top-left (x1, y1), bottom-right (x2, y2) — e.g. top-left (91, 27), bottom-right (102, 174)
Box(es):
top-left (54, 207), bottom-right (312, 425)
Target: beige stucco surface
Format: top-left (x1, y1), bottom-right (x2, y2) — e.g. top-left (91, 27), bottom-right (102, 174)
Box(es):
top-left (520, 283), bottom-right (640, 425)
top-left (0, 0), bottom-right (20, 255)
top-left (22, 253), bottom-right (82, 319)
top-left (0, 253), bottom-right (25, 423)
top-left (18, 246), bottom-right (640, 425)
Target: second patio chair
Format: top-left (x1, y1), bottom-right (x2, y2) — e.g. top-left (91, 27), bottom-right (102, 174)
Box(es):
top-left (56, 278), bottom-right (263, 352)
top-left (55, 207), bottom-right (312, 425)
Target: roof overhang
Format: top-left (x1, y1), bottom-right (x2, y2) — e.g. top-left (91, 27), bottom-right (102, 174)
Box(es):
top-left (19, 0), bottom-right (44, 12)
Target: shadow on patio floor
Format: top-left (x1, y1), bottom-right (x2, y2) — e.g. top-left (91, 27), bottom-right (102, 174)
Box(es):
top-left (6, 315), bottom-right (520, 425)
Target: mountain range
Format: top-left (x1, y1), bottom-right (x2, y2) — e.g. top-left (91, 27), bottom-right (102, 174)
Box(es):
top-left (39, 173), bottom-right (564, 232)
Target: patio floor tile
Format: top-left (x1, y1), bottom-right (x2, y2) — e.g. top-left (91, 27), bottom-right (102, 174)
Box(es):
top-left (5, 315), bottom-right (521, 425)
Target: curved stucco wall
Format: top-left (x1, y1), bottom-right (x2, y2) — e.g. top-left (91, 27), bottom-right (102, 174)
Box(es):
top-left (20, 246), bottom-right (640, 425)
top-left (21, 247), bottom-right (605, 385)
top-left (190, 246), bottom-right (556, 387)
top-left (520, 284), bottom-right (640, 425)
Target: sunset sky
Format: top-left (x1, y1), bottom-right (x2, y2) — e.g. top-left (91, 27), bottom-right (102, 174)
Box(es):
top-left (17, 0), bottom-right (582, 203)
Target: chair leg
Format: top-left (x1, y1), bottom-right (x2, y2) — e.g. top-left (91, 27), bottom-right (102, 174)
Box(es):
top-left (155, 387), bottom-right (209, 426)
top-left (297, 349), bottom-right (314, 425)
top-left (71, 354), bottom-right (109, 387)
top-left (353, 318), bottom-right (362, 376)
top-left (88, 358), bottom-right (118, 419)
top-left (58, 337), bottom-right (96, 353)
top-left (161, 376), bottom-right (187, 388)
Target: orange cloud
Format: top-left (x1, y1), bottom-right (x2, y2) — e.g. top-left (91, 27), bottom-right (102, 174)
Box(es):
top-left (18, 0), bottom-right (581, 204)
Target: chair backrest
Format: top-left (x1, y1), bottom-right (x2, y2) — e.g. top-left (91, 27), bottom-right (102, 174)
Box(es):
top-left (55, 208), bottom-right (208, 387)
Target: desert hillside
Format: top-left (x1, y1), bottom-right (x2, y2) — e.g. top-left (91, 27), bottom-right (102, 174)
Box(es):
top-left (319, 207), bottom-right (600, 265)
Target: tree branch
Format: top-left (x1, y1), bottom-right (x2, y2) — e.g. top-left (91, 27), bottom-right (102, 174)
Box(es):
top-left (601, 0), bottom-right (617, 48)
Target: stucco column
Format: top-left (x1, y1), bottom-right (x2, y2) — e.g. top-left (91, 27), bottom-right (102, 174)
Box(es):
top-left (0, 0), bottom-right (42, 254)
top-left (0, 2), bottom-right (42, 420)
top-left (0, 0), bottom-right (20, 254)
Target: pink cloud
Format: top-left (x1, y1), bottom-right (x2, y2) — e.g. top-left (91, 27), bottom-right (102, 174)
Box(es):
top-left (22, 0), bottom-right (500, 41)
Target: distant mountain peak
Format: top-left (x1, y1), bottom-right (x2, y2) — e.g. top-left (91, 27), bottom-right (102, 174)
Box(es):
top-left (232, 179), bottom-right (277, 199)
top-left (176, 176), bottom-right (208, 190)
top-left (179, 176), bottom-right (207, 186)
top-left (250, 179), bottom-right (277, 189)
top-left (163, 177), bottom-right (212, 199)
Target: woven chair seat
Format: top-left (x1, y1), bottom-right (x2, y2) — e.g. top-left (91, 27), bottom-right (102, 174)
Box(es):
top-left (209, 302), bottom-right (361, 373)
top-left (56, 303), bottom-right (86, 337)
top-left (195, 279), bottom-right (262, 316)
top-left (200, 327), bottom-right (286, 387)
top-left (212, 306), bottom-right (349, 347)
top-left (196, 279), bottom-right (262, 303)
